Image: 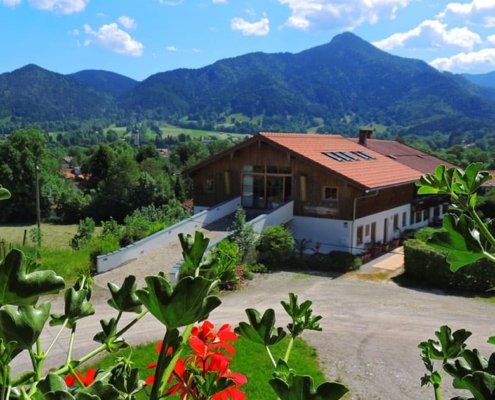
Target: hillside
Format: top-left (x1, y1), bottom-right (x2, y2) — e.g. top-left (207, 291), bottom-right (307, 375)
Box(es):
top-left (69, 70), bottom-right (139, 97)
top-left (2, 33), bottom-right (495, 137)
top-left (0, 64), bottom-right (117, 122)
top-left (463, 71), bottom-right (495, 89)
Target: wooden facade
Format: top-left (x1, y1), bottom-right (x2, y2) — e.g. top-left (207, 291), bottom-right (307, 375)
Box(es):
top-left (187, 139), bottom-right (416, 221)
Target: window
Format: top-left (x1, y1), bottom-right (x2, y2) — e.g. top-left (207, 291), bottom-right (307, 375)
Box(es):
top-left (393, 214), bottom-right (399, 231)
top-left (365, 224), bottom-right (370, 236)
top-left (443, 204), bottom-right (449, 214)
top-left (322, 186), bottom-right (338, 201)
top-left (402, 212), bottom-right (407, 227)
top-left (415, 211), bottom-right (422, 223)
top-left (356, 226), bottom-right (363, 245)
top-left (204, 179), bottom-right (214, 193)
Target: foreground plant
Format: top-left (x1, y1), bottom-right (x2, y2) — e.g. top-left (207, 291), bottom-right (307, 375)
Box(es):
top-left (417, 163), bottom-right (495, 400)
top-left (0, 180), bottom-right (343, 400)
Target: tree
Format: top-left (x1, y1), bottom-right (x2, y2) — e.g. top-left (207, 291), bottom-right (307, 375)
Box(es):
top-left (81, 144), bottom-right (115, 191)
top-left (0, 129), bottom-right (58, 222)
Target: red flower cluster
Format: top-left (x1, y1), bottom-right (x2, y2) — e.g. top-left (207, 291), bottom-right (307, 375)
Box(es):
top-left (147, 321), bottom-right (247, 400)
top-left (64, 369), bottom-right (97, 387)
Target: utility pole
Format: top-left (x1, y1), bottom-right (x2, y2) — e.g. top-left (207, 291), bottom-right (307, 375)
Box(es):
top-left (35, 161), bottom-right (41, 230)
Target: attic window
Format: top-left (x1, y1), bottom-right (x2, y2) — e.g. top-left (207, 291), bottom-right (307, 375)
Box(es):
top-left (388, 155), bottom-right (397, 160)
top-left (351, 151), bottom-right (376, 160)
top-left (417, 154), bottom-right (425, 159)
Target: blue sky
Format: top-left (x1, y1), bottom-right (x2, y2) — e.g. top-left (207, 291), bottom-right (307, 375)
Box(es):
top-left (1, 0), bottom-right (494, 81)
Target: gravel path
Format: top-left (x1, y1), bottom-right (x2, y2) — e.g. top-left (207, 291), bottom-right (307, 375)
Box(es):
top-left (10, 227), bottom-right (495, 399)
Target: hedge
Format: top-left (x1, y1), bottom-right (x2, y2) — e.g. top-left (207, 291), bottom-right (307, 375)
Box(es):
top-left (404, 239), bottom-right (495, 292)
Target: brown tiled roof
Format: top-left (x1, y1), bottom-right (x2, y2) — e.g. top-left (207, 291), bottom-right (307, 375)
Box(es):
top-left (259, 133), bottom-right (422, 190)
top-left (349, 138), bottom-right (456, 174)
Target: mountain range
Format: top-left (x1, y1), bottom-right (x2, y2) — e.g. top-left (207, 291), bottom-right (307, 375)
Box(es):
top-left (1, 32), bottom-right (494, 137)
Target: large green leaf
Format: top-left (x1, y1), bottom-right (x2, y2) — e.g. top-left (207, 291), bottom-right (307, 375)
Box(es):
top-left (0, 249), bottom-right (65, 307)
top-left (107, 275), bottom-right (142, 313)
top-left (50, 288), bottom-right (95, 329)
top-left (419, 326), bottom-right (471, 361)
top-left (37, 373), bottom-right (75, 400)
top-left (136, 274), bottom-right (221, 330)
top-left (235, 308), bottom-right (286, 346)
top-left (427, 214), bottom-right (485, 271)
top-left (179, 231), bottom-right (210, 271)
top-left (0, 185), bottom-right (11, 201)
top-left (269, 375), bottom-right (349, 400)
top-left (0, 302), bottom-right (50, 359)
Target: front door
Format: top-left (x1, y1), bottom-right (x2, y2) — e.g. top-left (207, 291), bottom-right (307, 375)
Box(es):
top-left (242, 173), bottom-right (292, 209)
top-left (371, 222), bottom-right (376, 244)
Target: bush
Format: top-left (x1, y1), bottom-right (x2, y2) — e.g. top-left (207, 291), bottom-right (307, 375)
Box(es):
top-left (229, 207), bottom-right (256, 264)
top-left (70, 217), bottom-right (96, 250)
top-left (404, 239), bottom-right (495, 292)
top-left (414, 227), bottom-right (439, 242)
top-left (305, 251), bottom-right (361, 273)
top-left (88, 234), bottom-right (121, 274)
top-left (256, 225), bottom-right (295, 270)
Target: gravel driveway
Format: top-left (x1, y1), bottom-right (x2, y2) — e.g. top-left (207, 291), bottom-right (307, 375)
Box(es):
top-left (10, 234), bottom-right (495, 400)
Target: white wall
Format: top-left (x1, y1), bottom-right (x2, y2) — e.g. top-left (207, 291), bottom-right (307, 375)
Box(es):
top-left (97, 196), bottom-right (242, 273)
top-left (289, 216), bottom-right (351, 254)
top-left (290, 204), bottom-right (412, 255)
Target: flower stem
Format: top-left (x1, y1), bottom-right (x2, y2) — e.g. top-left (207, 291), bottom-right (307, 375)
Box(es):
top-left (265, 345), bottom-right (277, 368)
top-left (66, 323), bottom-right (77, 365)
top-left (284, 336), bottom-right (295, 363)
top-left (45, 318), bottom-right (69, 357)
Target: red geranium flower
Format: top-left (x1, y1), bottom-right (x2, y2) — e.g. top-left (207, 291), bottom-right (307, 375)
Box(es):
top-left (64, 369), bottom-right (97, 387)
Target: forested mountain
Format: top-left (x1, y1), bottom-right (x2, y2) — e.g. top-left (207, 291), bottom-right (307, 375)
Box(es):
top-left (463, 71), bottom-right (495, 89)
top-left (2, 33), bottom-right (495, 137)
top-left (69, 70), bottom-right (139, 96)
top-left (0, 64), bottom-right (117, 122)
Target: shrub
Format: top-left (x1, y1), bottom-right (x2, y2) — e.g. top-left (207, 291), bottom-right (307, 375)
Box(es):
top-left (70, 217), bottom-right (96, 250)
top-left (327, 251), bottom-right (361, 272)
top-left (229, 207), bottom-right (256, 264)
top-left (404, 239), bottom-right (495, 292)
top-left (101, 217), bottom-right (123, 240)
top-left (88, 234), bottom-right (121, 274)
top-left (256, 225), bottom-right (295, 270)
top-left (414, 227), bottom-right (440, 242)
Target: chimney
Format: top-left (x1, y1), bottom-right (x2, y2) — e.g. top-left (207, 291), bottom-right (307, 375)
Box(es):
top-left (358, 129), bottom-right (373, 146)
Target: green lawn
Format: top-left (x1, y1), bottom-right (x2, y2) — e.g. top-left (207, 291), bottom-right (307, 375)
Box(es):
top-left (85, 336), bottom-right (332, 399)
top-left (0, 223), bottom-right (102, 249)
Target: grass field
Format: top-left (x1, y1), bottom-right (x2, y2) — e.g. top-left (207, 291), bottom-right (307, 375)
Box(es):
top-left (0, 223), bottom-right (102, 249)
top-left (85, 335), bottom-right (330, 400)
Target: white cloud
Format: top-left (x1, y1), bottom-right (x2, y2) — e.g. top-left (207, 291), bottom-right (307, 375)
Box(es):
top-left (83, 23), bottom-right (144, 56)
top-left (0, 0), bottom-right (22, 7)
top-left (212, 0), bottom-right (226, 3)
top-left (231, 16), bottom-right (270, 36)
top-left (430, 47), bottom-right (495, 72)
top-left (488, 35), bottom-right (495, 44)
top-left (28, 0), bottom-right (89, 14)
top-left (166, 45), bottom-right (178, 51)
top-left (373, 20), bottom-right (482, 51)
top-left (437, 0), bottom-right (495, 27)
top-left (278, 0), bottom-right (411, 31)
top-left (192, 48), bottom-right (201, 53)
top-left (244, 8), bottom-right (255, 16)
top-left (118, 16), bottom-right (137, 29)
top-left (159, 0), bottom-right (184, 5)
top-left (70, 28), bottom-right (79, 35)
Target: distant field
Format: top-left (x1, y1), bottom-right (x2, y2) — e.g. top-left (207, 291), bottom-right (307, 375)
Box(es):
top-left (0, 223), bottom-right (102, 249)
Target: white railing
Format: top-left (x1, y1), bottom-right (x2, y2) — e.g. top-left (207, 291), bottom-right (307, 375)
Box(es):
top-left (96, 196), bottom-right (242, 274)
top-left (169, 200), bottom-right (294, 283)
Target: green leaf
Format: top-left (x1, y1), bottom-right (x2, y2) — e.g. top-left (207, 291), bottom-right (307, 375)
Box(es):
top-left (269, 375), bottom-right (349, 400)
top-left (37, 373), bottom-right (74, 399)
top-left (179, 231), bottom-right (210, 271)
top-left (281, 293), bottom-right (322, 337)
top-left (0, 302), bottom-right (50, 359)
top-left (419, 326), bottom-right (471, 361)
top-left (107, 275), bottom-right (142, 313)
top-left (50, 288), bottom-right (95, 329)
top-left (76, 381), bottom-right (120, 400)
top-left (0, 185), bottom-right (11, 201)
top-left (235, 308), bottom-right (286, 346)
top-left (93, 318), bottom-right (128, 353)
top-left (136, 275), bottom-right (221, 330)
top-left (427, 214), bottom-right (485, 271)
top-left (455, 371), bottom-right (495, 400)
top-left (0, 249), bottom-right (65, 307)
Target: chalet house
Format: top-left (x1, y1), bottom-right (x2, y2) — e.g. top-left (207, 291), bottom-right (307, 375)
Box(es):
top-left (185, 131), bottom-right (452, 254)
top-left (350, 131), bottom-right (456, 227)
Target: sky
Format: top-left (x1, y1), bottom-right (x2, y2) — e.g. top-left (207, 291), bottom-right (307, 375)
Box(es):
top-left (0, 0), bottom-right (494, 81)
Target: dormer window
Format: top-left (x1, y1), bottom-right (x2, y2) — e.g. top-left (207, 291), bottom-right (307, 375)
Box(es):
top-left (322, 186), bottom-right (338, 201)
